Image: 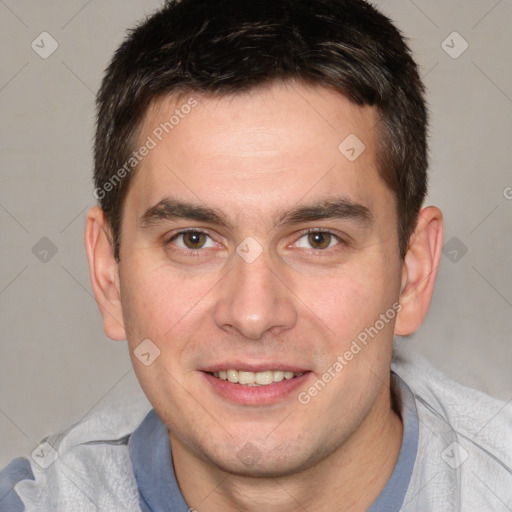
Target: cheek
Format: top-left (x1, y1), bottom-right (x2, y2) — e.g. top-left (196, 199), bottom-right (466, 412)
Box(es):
top-left (303, 261), bottom-right (396, 339)
top-left (119, 258), bottom-right (217, 342)
top-left (119, 259), bottom-right (173, 341)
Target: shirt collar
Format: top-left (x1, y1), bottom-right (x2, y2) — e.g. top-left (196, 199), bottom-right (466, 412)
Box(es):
top-left (128, 407), bottom-right (190, 512)
top-left (368, 372), bottom-right (420, 511)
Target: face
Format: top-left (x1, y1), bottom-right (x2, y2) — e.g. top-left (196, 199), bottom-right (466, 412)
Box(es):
top-left (116, 82), bottom-right (403, 476)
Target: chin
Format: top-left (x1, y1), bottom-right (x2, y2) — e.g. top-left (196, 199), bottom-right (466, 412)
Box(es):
top-left (203, 444), bottom-right (324, 479)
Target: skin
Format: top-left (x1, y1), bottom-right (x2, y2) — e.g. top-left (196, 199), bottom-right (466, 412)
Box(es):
top-left (85, 81), bottom-right (443, 511)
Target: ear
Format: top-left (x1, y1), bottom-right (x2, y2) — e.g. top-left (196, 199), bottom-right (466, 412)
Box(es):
top-left (395, 206), bottom-right (444, 336)
top-left (84, 206), bottom-right (126, 341)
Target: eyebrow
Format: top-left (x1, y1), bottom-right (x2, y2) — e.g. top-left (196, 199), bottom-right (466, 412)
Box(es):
top-left (139, 196), bottom-right (374, 230)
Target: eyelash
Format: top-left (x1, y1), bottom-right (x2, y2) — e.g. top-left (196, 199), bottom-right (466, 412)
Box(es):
top-left (165, 228), bottom-right (346, 256)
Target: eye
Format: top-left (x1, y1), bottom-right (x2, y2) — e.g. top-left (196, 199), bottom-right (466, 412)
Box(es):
top-left (167, 230), bottom-right (217, 250)
top-left (293, 230), bottom-right (343, 250)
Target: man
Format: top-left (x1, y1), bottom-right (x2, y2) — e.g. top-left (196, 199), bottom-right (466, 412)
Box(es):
top-left (1, 0), bottom-right (511, 510)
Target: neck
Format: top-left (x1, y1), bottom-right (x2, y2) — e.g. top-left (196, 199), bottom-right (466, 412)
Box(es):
top-left (171, 384), bottom-right (403, 512)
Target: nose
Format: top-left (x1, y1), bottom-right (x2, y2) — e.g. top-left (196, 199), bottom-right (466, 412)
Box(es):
top-left (213, 246), bottom-right (297, 340)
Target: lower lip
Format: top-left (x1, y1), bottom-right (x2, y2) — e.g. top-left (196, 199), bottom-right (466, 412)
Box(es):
top-left (202, 371), bottom-right (312, 405)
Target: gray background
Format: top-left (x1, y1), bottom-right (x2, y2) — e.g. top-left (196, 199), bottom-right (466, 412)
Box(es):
top-left (0, 0), bottom-right (511, 467)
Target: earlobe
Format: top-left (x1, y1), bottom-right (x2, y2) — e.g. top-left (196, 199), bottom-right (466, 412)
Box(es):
top-left (84, 206), bottom-right (126, 341)
top-left (395, 206), bottom-right (444, 336)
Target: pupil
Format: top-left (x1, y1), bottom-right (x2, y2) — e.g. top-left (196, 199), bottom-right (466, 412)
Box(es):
top-left (186, 232), bottom-right (204, 248)
top-left (309, 232), bottom-right (330, 249)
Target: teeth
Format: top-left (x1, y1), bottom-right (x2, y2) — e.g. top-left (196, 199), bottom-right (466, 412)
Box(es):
top-left (273, 371), bottom-right (284, 382)
top-left (238, 371), bottom-right (255, 385)
top-left (212, 369), bottom-right (304, 386)
top-left (255, 371), bottom-right (273, 385)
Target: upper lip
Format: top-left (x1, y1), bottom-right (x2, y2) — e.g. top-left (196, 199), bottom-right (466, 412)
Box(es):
top-left (201, 363), bottom-right (310, 373)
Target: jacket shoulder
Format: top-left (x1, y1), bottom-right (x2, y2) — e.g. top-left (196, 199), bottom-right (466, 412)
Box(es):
top-left (1, 374), bottom-right (152, 511)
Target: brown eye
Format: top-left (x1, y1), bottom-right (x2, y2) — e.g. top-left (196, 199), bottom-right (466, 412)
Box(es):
top-left (169, 230), bottom-right (214, 251)
top-left (181, 231), bottom-right (208, 249)
top-left (307, 232), bottom-right (333, 250)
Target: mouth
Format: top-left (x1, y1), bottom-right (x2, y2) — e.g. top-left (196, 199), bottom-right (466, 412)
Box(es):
top-left (201, 366), bottom-right (311, 405)
top-left (207, 369), bottom-right (304, 386)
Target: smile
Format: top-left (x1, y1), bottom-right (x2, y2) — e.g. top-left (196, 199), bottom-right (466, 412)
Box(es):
top-left (210, 370), bottom-right (304, 386)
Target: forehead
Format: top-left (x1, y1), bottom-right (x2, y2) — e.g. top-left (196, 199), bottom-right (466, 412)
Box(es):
top-left (126, 82), bottom-right (392, 225)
